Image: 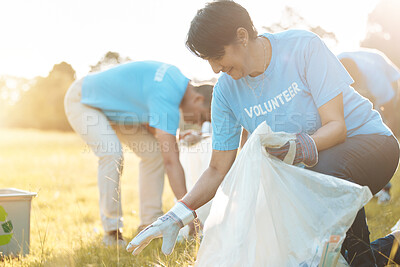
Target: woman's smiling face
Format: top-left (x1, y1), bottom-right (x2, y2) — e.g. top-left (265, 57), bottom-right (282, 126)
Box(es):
top-left (207, 42), bottom-right (251, 80)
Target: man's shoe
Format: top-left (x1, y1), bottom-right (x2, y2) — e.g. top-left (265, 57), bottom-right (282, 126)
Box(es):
top-left (103, 230), bottom-right (127, 247)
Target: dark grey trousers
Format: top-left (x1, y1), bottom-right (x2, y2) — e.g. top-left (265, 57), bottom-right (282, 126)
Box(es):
top-left (307, 134), bottom-right (400, 267)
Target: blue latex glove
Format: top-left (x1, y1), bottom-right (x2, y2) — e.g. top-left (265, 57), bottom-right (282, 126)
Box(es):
top-left (265, 133), bottom-right (318, 167)
top-left (126, 201), bottom-right (196, 255)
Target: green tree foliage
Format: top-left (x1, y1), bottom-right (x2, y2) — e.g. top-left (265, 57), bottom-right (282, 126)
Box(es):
top-left (1, 51), bottom-right (131, 131)
top-left (4, 62), bottom-right (76, 131)
top-left (90, 51), bottom-right (131, 72)
top-left (263, 6), bottom-right (338, 46)
top-left (361, 0), bottom-right (400, 67)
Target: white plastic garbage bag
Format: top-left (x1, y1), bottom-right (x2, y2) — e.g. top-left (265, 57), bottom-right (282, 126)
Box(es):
top-left (179, 135), bottom-right (213, 238)
top-left (196, 122), bottom-right (372, 267)
top-left (391, 219), bottom-right (400, 232)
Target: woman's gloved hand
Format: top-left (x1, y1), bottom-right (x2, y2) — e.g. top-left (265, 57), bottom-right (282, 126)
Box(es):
top-left (265, 133), bottom-right (318, 167)
top-left (126, 201), bottom-right (196, 256)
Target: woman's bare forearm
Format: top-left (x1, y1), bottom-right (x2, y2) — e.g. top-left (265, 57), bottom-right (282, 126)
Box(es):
top-left (312, 93), bottom-right (347, 151)
top-left (182, 166), bottom-right (225, 210)
top-left (311, 120), bottom-right (346, 151)
top-left (182, 149), bottom-right (237, 210)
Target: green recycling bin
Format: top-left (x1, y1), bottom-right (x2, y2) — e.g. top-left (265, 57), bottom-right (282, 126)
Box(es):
top-left (0, 188), bottom-right (37, 257)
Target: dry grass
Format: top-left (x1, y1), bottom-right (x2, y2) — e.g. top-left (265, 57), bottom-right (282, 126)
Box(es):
top-left (0, 128), bottom-right (399, 266)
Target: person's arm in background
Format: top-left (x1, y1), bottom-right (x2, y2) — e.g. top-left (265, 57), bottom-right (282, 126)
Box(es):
top-left (153, 127), bottom-right (187, 199)
top-left (311, 93), bottom-right (347, 151)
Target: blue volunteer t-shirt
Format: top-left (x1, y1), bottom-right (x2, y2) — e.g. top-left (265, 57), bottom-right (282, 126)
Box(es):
top-left (81, 61), bottom-right (189, 135)
top-left (211, 30), bottom-right (392, 151)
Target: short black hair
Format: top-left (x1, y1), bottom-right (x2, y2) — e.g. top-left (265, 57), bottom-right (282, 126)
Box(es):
top-left (186, 1), bottom-right (258, 59)
top-left (193, 83), bottom-right (213, 109)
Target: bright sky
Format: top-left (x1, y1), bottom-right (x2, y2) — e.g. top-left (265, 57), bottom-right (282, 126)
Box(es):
top-left (0, 0), bottom-right (379, 81)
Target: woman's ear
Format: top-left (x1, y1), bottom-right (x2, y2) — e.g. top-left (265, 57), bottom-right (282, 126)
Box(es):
top-left (236, 27), bottom-right (249, 46)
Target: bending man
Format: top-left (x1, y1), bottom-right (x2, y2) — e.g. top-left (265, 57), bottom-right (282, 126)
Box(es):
top-left (64, 61), bottom-right (212, 246)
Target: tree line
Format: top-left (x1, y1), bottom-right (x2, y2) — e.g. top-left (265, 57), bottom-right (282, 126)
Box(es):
top-left (0, 52), bottom-right (130, 131)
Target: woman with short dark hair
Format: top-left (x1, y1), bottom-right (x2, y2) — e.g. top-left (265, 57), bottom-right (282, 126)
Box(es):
top-left (128, 2), bottom-right (400, 266)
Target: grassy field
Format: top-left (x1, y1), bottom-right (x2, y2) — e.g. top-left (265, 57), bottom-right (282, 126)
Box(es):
top-left (0, 128), bottom-right (399, 266)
